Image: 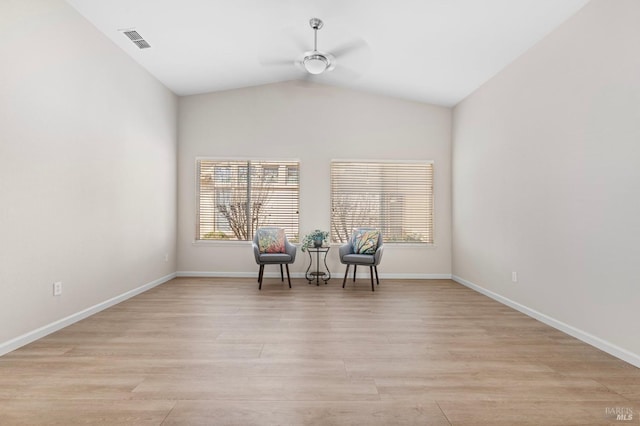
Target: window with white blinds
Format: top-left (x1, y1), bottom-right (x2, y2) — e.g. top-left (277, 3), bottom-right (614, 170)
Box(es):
top-left (197, 159), bottom-right (299, 241)
top-left (330, 161), bottom-right (434, 244)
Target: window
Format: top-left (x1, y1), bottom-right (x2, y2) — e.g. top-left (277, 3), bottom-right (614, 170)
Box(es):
top-left (263, 166), bottom-right (279, 183)
top-left (197, 159), bottom-right (299, 241)
top-left (330, 161), bottom-right (434, 244)
top-left (285, 166), bottom-right (299, 185)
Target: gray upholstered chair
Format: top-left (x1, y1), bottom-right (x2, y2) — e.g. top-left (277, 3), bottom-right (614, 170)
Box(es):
top-left (339, 228), bottom-right (384, 292)
top-left (252, 227), bottom-right (297, 290)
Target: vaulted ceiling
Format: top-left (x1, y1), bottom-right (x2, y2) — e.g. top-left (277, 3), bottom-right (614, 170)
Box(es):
top-left (66, 0), bottom-right (590, 106)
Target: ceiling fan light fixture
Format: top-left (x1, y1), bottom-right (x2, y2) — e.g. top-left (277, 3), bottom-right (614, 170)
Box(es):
top-left (303, 53), bottom-right (329, 74)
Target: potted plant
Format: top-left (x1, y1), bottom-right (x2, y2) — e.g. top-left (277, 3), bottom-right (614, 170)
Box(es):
top-left (301, 229), bottom-right (329, 252)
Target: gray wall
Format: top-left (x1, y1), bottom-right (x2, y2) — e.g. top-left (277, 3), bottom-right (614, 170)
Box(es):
top-left (452, 0), bottom-right (640, 363)
top-left (0, 1), bottom-right (178, 347)
top-left (177, 82), bottom-right (452, 278)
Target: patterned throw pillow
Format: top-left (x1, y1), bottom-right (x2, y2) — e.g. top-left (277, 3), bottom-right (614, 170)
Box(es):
top-left (352, 229), bottom-right (379, 255)
top-left (257, 228), bottom-right (286, 253)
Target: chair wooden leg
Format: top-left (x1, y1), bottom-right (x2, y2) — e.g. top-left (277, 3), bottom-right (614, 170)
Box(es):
top-left (280, 264), bottom-right (284, 281)
top-left (370, 266), bottom-right (375, 292)
top-left (342, 265), bottom-right (350, 288)
top-left (258, 265), bottom-right (264, 290)
top-left (353, 265), bottom-right (357, 282)
top-left (285, 264), bottom-right (291, 288)
top-left (374, 266), bottom-right (379, 285)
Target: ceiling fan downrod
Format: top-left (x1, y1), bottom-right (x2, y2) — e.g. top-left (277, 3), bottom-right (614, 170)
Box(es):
top-left (310, 17), bottom-right (323, 51)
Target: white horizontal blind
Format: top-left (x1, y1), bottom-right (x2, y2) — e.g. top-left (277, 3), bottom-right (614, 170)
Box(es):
top-left (330, 161), bottom-right (434, 244)
top-left (197, 160), bottom-right (299, 241)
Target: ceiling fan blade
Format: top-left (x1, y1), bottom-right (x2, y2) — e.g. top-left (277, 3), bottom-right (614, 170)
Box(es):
top-left (259, 58), bottom-right (295, 67)
top-left (330, 38), bottom-right (368, 59)
top-left (332, 63), bottom-right (363, 80)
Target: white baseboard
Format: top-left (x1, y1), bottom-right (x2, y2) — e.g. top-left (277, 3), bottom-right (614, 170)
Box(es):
top-left (382, 273), bottom-right (452, 280)
top-left (176, 271), bottom-right (451, 280)
top-left (177, 271), bottom-right (306, 278)
top-left (0, 272), bottom-right (176, 357)
top-left (452, 275), bottom-right (640, 368)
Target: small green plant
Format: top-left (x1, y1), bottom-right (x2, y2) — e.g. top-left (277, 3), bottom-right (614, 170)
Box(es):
top-left (202, 231), bottom-right (230, 240)
top-left (301, 229), bottom-right (329, 252)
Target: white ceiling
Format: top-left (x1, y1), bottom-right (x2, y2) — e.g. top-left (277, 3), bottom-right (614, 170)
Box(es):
top-left (66, 0), bottom-right (590, 106)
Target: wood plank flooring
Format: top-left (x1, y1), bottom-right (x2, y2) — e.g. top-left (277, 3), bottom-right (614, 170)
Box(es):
top-left (0, 277), bottom-right (638, 425)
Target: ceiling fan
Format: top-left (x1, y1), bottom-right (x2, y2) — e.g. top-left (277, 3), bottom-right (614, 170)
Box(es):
top-left (302, 18), bottom-right (335, 75)
top-left (262, 18), bottom-right (369, 77)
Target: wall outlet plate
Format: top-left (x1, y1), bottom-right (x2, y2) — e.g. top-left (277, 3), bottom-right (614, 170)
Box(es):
top-left (53, 281), bottom-right (63, 296)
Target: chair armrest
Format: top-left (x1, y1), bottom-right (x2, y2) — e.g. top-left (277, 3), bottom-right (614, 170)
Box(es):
top-left (252, 242), bottom-right (261, 264)
top-left (374, 244), bottom-right (384, 266)
top-left (285, 239), bottom-right (297, 262)
top-left (339, 243), bottom-right (353, 261)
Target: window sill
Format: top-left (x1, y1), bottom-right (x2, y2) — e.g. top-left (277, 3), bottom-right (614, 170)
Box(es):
top-left (193, 240), bottom-right (437, 249)
top-left (193, 240), bottom-right (252, 247)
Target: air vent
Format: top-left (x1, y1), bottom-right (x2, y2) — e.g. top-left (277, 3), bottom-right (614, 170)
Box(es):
top-left (132, 39), bottom-right (151, 49)
top-left (121, 29), bottom-right (151, 49)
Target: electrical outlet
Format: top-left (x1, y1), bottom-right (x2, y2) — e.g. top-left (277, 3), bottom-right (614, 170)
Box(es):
top-left (511, 272), bottom-right (518, 283)
top-left (164, 253), bottom-right (169, 262)
top-left (53, 281), bottom-right (63, 296)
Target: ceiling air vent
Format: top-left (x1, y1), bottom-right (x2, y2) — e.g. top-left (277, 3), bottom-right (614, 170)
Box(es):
top-left (121, 29), bottom-right (150, 49)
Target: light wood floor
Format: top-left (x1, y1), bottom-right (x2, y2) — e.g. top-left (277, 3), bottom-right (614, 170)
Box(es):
top-left (1, 277), bottom-right (638, 425)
